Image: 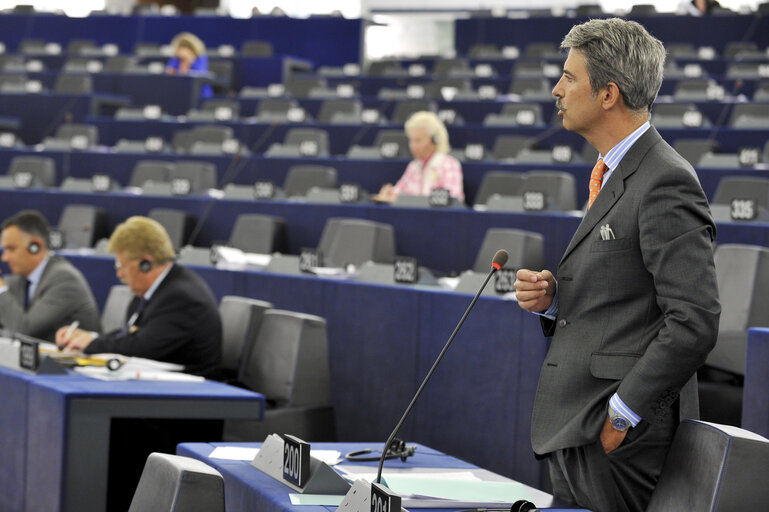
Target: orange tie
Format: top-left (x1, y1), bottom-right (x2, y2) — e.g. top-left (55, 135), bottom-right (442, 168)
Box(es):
top-left (588, 158), bottom-right (608, 210)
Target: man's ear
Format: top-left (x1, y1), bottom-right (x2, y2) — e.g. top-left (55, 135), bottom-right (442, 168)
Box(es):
top-left (601, 82), bottom-right (622, 110)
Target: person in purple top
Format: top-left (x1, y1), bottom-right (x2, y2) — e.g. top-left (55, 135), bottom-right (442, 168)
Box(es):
top-left (165, 32), bottom-right (213, 99)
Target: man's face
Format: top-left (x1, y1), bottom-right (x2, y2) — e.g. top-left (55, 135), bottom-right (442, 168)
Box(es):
top-left (114, 251), bottom-right (150, 296)
top-left (552, 48), bottom-right (604, 136)
top-left (1, 226), bottom-right (37, 276)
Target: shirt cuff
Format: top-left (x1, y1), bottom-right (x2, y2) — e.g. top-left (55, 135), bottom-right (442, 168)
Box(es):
top-left (609, 393), bottom-right (642, 428)
top-left (532, 283), bottom-right (558, 320)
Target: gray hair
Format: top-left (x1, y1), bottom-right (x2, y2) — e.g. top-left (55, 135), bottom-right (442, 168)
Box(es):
top-left (404, 111), bottom-right (450, 154)
top-left (561, 18), bottom-right (665, 113)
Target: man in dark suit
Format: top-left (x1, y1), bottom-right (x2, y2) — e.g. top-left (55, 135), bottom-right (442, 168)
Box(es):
top-left (57, 216), bottom-right (221, 378)
top-left (513, 19), bottom-right (720, 512)
top-left (0, 210), bottom-right (101, 341)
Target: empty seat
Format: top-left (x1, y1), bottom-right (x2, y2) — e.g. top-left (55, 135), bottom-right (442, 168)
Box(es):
top-left (673, 139), bottom-right (719, 166)
top-left (474, 170), bottom-right (526, 207)
top-left (652, 103), bottom-right (709, 128)
top-left (148, 208), bottom-right (196, 250)
top-left (645, 420), bottom-right (769, 512)
top-left (484, 103), bottom-right (544, 127)
top-left (227, 214), bottom-right (287, 254)
top-left (101, 285), bottom-right (133, 333)
top-left (455, 228), bottom-right (544, 296)
top-left (523, 170), bottom-right (578, 212)
top-left (374, 130), bottom-right (410, 159)
top-left (171, 161), bottom-right (218, 192)
top-left (240, 40), bottom-right (274, 57)
top-left (724, 41), bottom-right (759, 59)
top-left (729, 104), bottom-right (769, 129)
top-left (317, 217), bottom-right (396, 267)
top-left (673, 79), bottom-right (722, 101)
top-left (127, 453), bottom-right (224, 512)
top-left (129, 160), bottom-right (174, 188)
top-left (255, 98), bottom-right (301, 122)
top-left (754, 81), bottom-right (769, 102)
top-left (207, 59), bottom-right (234, 95)
top-left (629, 3), bottom-right (657, 15)
top-left (53, 74), bottom-right (92, 94)
top-left (7, 156), bottom-right (56, 188)
top-left (0, 74), bottom-right (26, 92)
top-left (286, 76), bottom-right (326, 98)
top-left (366, 60), bottom-right (407, 77)
top-left (224, 310), bottom-right (335, 442)
top-left (67, 39), bottom-right (98, 54)
top-left (195, 99), bottom-right (241, 120)
top-left (433, 58), bottom-right (473, 77)
top-left (468, 43), bottom-right (501, 58)
top-left (265, 128), bottom-right (330, 157)
top-left (317, 99), bottom-right (362, 123)
top-left (57, 205), bottom-right (108, 248)
top-left (391, 100), bottom-right (437, 124)
top-left (46, 123), bottom-right (99, 148)
top-left (283, 165), bottom-right (337, 197)
top-left (712, 176), bottom-right (769, 217)
top-left (218, 296), bottom-right (272, 381)
top-left (491, 135), bottom-right (534, 161)
top-left (523, 42), bottom-right (559, 59)
top-left (697, 153), bottom-right (741, 169)
top-left (509, 78), bottom-right (552, 100)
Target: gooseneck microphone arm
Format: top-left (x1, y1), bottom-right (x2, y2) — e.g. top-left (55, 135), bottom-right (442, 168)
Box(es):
top-left (375, 249), bottom-right (509, 484)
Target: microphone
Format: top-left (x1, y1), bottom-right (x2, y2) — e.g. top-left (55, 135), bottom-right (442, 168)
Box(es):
top-left (374, 249), bottom-right (509, 484)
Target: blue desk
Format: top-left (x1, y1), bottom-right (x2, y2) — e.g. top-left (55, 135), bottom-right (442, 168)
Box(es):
top-left (743, 327), bottom-right (769, 439)
top-left (176, 442), bottom-right (587, 512)
top-left (0, 364), bottom-right (264, 512)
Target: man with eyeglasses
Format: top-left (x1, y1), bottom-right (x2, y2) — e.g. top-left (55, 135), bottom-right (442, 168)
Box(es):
top-left (57, 216), bottom-right (221, 378)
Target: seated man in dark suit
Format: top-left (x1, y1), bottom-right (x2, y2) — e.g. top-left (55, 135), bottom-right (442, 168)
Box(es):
top-left (0, 210), bottom-right (101, 342)
top-left (57, 216), bottom-right (222, 378)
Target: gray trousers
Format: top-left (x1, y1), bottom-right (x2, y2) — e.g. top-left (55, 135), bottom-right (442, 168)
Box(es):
top-left (547, 413), bottom-right (676, 512)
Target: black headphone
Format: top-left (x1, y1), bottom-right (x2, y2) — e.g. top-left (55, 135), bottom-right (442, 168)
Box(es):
top-left (28, 240), bottom-right (40, 254)
top-left (138, 259), bottom-right (152, 273)
top-left (345, 438), bottom-right (416, 463)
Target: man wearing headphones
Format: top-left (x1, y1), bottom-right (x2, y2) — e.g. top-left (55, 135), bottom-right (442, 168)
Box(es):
top-left (0, 210), bottom-right (101, 342)
top-left (56, 216), bottom-right (222, 378)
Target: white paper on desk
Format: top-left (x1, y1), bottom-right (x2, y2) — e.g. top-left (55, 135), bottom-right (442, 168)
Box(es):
top-left (74, 366), bottom-right (204, 382)
top-left (335, 466), bottom-right (481, 483)
top-left (209, 446), bottom-right (342, 465)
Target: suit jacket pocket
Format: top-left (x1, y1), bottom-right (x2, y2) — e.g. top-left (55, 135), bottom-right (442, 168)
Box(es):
top-left (590, 238), bottom-right (631, 252)
top-left (589, 352), bottom-right (641, 380)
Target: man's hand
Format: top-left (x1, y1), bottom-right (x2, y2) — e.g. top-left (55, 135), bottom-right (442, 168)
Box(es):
top-left (55, 326), bottom-right (96, 352)
top-left (600, 416), bottom-right (628, 454)
top-left (513, 269), bottom-right (556, 313)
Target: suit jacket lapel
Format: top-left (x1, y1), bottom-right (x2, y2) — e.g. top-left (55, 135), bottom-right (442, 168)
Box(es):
top-left (559, 128), bottom-right (661, 265)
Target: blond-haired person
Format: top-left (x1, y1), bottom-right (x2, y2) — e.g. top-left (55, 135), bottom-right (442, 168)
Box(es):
top-left (375, 111), bottom-right (464, 203)
top-left (165, 32), bottom-right (213, 99)
top-left (57, 216), bottom-right (222, 378)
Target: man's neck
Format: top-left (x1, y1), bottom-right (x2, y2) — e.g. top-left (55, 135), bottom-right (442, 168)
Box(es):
top-left (586, 112), bottom-right (649, 156)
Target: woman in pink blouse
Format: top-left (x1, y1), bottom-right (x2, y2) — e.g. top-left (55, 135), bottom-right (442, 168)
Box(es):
top-left (375, 111), bottom-right (464, 203)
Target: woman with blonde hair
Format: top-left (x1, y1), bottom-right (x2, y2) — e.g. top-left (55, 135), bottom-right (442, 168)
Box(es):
top-left (165, 32), bottom-right (213, 98)
top-left (375, 111), bottom-right (464, 203)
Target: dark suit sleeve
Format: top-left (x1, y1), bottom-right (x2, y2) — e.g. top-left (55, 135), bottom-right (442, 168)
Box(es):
top-left (617, 166), bottom-right (721, 417)
top-left (85, 289), bottom-right (207, 360)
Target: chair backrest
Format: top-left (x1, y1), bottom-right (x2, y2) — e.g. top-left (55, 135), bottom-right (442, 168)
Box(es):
top-left (373, 129), bottom-right (410, 159)
top-left (284, 128), bottom-right (330, 156)
top-left (473, 228), bottom-right (544, 272)
top-left (317, 217), bottom-right (396, 267)
top-left (707, 244), bottom-right (769, 375)
top-left (317, 99), bottom-right (362, 123)
top-left (712, 177), bottom-right (769, 209)
top-left (8, 156), bottom-right (56, 187)
top-left (433, 58), bottom-right (472, 77)
top-left (286, 76), bottom-right (326, 98)
top-left (497, 103), bottom-right (544, 126)
top-left (57, 204), bottom-right (108, 249)
top-left (201, 99), bottom-right (240, 118)
top-left (171, 161), bottom-right (218, 192)
top-left (673, 139), bottom-right (719, 166)
top-left (491, 135), bottom-right (533, 161)
top-left (523, 42), bottom-right (558, 58)
top-left (101, 284), bottom-right (134, 333)
top-left (391, 100), bottom-right (437, 124)
top-left (228, 214), bottom-right (287, 254)
top-left (256, 98), bottom-right (298, 120)
top-left (130, 160), bottom-right (174, 188)
top-left (238, 309), bottom-right (331, 407)
top-left (241, 40), bottom-right (273, 57)
top-left (474, 171), bottom-right (526, 206)
top-left (646, 420), bottom-right (769, 512)
top-left (148, 208), bottom-right (196, 251)
top-left (189, 125), bottom-right (234, 146)
top-left (55, 123), bottom-right (99, 147)
top-left (219, 296), bottom-right (272, 374)
top-left (523, 170), bottom-right (577, 211)
top-left (127, 452), bottom-right (224, 512)
top-left (729, 104), bottom-right (769, 128)
top-left (53, 73), bottom-right (93, 94)
top-left (283, 165), bottom-right (337, 197)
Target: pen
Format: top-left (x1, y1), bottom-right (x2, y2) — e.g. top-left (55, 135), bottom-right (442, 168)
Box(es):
top-left (59, 321), bottom-right (80, 350)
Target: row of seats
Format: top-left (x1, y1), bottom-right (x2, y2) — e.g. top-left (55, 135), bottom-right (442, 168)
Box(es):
top-left (4, 38), bottom-right (276, 58)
